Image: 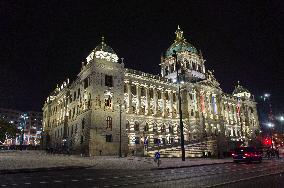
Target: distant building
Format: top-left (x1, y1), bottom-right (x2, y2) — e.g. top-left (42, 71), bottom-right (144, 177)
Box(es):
top-left (0, 108), bottom-right (42, 146)
top-left (43, 27), bottom-right (260, 157)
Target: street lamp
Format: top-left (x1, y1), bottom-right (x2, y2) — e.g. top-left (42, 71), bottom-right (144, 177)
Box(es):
top-left (172, 50), bottom-right (185, 161)
top-left (117, 99), bottom-right (125, 158)
top-left (261, 93), bottom-right (270, 101)
top-left (267, 122), bottom-right (274, 149)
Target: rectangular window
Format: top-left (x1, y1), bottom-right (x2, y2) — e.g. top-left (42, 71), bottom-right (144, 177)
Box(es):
top-left (131, 85), bottom-right (137, 95)
top-left (73, 92), bottom-right (76, 101)
top-left (84, 78), bottom-right (89, 89)
top-left (165, 91), bottom-right (169, 100)
top-left (77, 88), bottom-right (80, 98)
top-left (106, 134), bottom-right (112, 142)
top-left (149, 88), bottom-right (153, 98)
top-left (124, 84), bottom-right (127, 93)
top-left (105, 75), bottom-right (113, 87)
top-left (135, 137), bottom-right (140, 144)
top-left (157, 90), bottom-right (161, 99)
top-left (141, 87), bottom-right (145, 96)
top-left (173, 92), bottom-right (176, 102)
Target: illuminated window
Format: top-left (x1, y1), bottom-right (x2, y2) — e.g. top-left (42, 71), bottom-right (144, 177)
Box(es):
top-left (105, 96), bottom-right (112, 108)
top-left (105, 75), bottom-right (113, 87)
top-left (106, 116), bottom-right (112, 130)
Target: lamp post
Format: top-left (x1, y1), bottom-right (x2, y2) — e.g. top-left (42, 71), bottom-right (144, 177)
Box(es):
top-left (117, 99), bottom-right (124, 158)
top-left (268, 122), bottom-right (274, 149)
top-left (172, 50), bottom-right (185, 161)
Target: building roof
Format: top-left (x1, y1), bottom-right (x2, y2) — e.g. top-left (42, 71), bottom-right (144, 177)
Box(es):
top-left (94, 36), bottom-right (117, 55)
top-left (165, 26), bottom-right (198, 57)
top-left (233, 81), bottom-right (250, 95)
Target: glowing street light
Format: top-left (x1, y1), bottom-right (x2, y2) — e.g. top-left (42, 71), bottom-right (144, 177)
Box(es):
top-left (267, 122), bottom-right (274, 128)
top-left (261, 93), bottom-right (270, 101)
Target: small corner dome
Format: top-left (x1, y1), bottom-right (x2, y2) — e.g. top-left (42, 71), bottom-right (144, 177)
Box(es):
top-left (165, 26), bottom-right (198, 57)
top-left (86, 36), bottom-right (119, 63)
top-left (233, 81), bottom-right (251, 98)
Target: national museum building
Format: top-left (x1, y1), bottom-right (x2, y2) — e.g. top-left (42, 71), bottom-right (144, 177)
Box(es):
top-left (42, 27), bottom-right (260, 157)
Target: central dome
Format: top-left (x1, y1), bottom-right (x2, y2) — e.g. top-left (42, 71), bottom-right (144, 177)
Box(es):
top-left (165, 26), bottom-right (198, 57)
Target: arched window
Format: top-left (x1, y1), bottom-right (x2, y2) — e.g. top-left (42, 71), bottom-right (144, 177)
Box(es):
top-left (82, 118), bottom-right (85, 130)
top-left (153, 123), bottom-right (158, 133)
top-left (144, 123), bottom-right (149, 132)
top-left (191, 109), bottom-right (194, 116)
top-left (169, 125), bottom-right (173, 134)
top-left (105, 96), bottom-right (112, 108)
top-left (88, 94), bottom-right (91, 108)
top-left (161, 124), bottom-right (166, 133)
top-left (106, 116), bottom-right (112, 130)
top-left (134, 121), bottom-right (139, 131)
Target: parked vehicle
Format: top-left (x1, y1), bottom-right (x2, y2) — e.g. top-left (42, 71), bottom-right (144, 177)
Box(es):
top-left (232, 146), bottom-right (262, 163)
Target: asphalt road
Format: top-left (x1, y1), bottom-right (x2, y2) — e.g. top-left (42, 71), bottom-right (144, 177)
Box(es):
top-left (1, 159), bottom-right (284, 188)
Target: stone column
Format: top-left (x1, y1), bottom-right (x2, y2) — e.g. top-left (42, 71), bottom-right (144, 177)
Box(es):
top-left (136, 84), bottom-right (141, 115)
top-left (162, 90), bottom-right (166, 117)
top-left (153, 87), bottom-right (158, 115)
top-left (145, 86), bottom-right (150, 115)
top-left (169, 90), bottom-right (173, 117)
top-left (127, 82), bottom-right (132, 113)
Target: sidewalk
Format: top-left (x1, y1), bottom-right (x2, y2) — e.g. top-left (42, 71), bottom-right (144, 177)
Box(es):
top-left (0, 150), bottom-right (231, 174)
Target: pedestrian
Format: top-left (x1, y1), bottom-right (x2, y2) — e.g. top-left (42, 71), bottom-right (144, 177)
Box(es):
top-left (99, 150), bottom-right (102, 156)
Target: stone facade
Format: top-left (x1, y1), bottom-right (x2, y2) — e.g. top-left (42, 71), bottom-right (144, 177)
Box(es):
top-left (42, 27), bottom-right (260, 157)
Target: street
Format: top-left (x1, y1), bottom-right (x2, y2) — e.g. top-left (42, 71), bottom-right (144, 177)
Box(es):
top-left (1, 159), bottom-right (284, 188)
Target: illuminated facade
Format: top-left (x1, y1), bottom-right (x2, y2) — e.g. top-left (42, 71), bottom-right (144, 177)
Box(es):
top-left (42, 27), bottom-right (260, 157)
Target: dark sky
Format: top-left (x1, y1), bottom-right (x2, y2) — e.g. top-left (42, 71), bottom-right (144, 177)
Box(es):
top-left (0, 0), bottom-right (283, 119)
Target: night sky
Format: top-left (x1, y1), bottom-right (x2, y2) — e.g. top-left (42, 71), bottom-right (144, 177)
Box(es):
top-left (0, 1), bottom-right (283, 122)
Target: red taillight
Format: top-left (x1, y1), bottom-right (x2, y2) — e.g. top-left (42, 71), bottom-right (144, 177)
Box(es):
top-left (244, 153), bottom-right (250, 157)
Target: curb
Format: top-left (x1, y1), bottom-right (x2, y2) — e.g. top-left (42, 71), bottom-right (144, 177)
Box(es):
top-left (152, 161), bottom-right (233, 170)
top-left (0, 165), bottom-right (91, 175)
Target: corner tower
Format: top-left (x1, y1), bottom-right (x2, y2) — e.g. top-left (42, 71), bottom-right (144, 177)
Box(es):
top-left (84, 37), bottom-right (128, 156)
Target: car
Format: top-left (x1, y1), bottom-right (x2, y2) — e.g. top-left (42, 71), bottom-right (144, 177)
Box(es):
top-left (232, 146), bottom-right (262, 163)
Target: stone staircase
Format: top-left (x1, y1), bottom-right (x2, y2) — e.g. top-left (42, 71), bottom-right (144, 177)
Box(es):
top-left (146, 140), bottom-right (217, 158)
